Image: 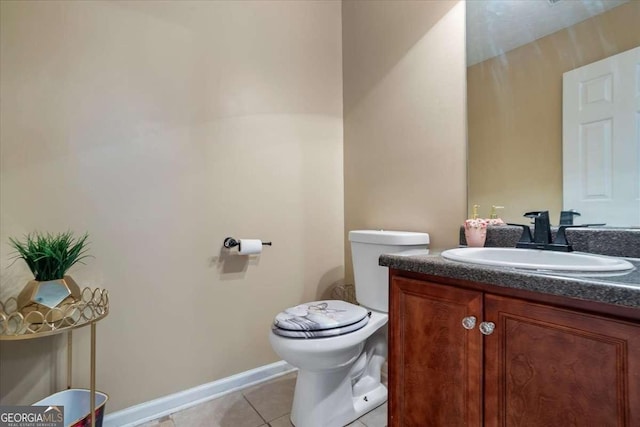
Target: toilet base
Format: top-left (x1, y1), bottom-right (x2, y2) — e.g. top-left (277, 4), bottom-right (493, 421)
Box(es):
top-left (352, 383), bottom-right (387, 422)
top-left (290, 324), bottom-right (388, 427)
top-left (290, 368), bottom-right (387, 427)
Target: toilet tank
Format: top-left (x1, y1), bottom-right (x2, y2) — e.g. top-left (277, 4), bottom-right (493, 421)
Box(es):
top-left (349, 230), bottom-right (430, 313)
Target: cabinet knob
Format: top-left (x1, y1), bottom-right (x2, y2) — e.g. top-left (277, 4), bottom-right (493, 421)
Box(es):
top-left (462, 316), bottom-right (477, 330)
top-left (479, 321), bottom-right (495, 335)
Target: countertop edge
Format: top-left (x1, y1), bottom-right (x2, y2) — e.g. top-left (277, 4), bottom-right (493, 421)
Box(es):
top-left (380, 253), bottom-right (640, 310)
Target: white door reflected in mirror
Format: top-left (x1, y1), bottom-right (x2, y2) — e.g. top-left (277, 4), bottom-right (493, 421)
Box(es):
top-left (563, 46), bottom-right (640, 227)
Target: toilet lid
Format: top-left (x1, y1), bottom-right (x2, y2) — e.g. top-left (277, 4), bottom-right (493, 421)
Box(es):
top-left (273, 300), bottom-right (369, 331)
top-left (272, 313), bottom-right (370, 338)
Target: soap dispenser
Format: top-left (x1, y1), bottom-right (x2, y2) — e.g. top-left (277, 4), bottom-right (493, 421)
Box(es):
top-left (464, 204), bottom-right (488, 247)
top-left (488, 205), bottom-right (505, 225)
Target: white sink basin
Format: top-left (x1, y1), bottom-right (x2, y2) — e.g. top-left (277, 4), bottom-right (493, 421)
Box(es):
top-left (441, 247), bottom-right (634, 272)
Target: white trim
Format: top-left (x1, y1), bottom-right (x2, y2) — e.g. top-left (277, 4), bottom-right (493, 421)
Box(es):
top-left (103, 361), bottom-right (296, 427)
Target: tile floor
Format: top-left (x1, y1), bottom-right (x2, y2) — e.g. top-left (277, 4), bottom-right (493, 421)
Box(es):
top-left (137, 371), bottom-right (387, 427)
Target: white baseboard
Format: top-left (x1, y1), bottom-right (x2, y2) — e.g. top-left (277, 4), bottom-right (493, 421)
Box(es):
top-left (103, 361), bottom-right (296, 427)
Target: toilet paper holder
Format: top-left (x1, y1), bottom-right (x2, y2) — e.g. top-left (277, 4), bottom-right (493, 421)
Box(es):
top-left (223, 237), bottom-right (272, 249)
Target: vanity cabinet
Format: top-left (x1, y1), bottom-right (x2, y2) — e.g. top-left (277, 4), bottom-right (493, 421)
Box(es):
top-left (388, 273), bottom-right (640, 427)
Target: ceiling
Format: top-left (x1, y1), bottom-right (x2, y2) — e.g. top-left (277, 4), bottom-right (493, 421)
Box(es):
top-left (466, 0), bottom-right (629, 66)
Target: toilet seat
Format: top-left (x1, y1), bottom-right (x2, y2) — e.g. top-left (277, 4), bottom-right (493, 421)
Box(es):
top-left (272, 300), bottom-right (370, 339)
top-left (272, 314), bottom-right (370, 338)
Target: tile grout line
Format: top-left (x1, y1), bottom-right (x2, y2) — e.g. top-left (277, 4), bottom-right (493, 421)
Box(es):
top-left (241, 393), bottom-right (270, 426)
top-left (159, 415), bottom-right (176, 427)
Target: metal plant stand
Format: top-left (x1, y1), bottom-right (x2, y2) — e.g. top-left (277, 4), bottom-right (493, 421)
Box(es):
top-left (0, 288), bottom-right (109, 427)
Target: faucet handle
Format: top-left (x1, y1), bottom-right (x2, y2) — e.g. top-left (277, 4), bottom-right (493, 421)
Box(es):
top-left (507, 223), bottom-right (533, 244)
top-left (553, 226), bottom-right (577, 246)
top-left (559, 210), bottom-right (581, 226)
top-left (554, 223), bottom-right (606, 245)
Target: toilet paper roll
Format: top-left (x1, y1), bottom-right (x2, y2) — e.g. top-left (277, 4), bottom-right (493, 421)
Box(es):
top-left (238, 239), bottom-right (262, 255)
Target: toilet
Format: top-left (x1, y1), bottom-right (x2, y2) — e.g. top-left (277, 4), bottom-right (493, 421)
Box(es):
top-left (269, 230), bottom-right (430, 427)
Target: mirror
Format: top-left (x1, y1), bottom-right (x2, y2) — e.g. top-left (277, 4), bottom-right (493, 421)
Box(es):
top-left (466, 0), bottom-right (639, 227)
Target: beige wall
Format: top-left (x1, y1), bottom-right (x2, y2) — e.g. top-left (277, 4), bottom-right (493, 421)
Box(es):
top-left (0, 0), bottom-right (343, 412)
top-left (343, 0), bottom-right (467, 282)
top-left (467, 2), bottom-right (640, 224)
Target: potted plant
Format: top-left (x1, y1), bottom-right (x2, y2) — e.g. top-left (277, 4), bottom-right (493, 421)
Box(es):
top-left (9, 231), bottom-right (90, 321)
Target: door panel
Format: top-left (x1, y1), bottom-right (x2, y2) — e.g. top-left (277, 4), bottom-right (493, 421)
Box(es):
top-left (389, 277), bottom-right (483, 427)
top-left (484, 294), bottom-right (640, 427)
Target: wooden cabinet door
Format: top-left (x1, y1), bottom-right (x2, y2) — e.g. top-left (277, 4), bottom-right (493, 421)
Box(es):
top-left (389, 276), bottom-right (483, 427)
top-left (484, 294), bottom-right (640, 427)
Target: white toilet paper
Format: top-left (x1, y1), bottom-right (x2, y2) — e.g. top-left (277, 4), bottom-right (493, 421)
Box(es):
top-left (238, 239), bottom-right (262, 255)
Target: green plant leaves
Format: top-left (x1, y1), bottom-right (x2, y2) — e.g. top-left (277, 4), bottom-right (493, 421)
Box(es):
top-left (8, 231), bottom-right (91, 281)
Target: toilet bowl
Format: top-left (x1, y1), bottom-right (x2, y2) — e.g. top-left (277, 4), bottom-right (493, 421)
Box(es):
top-left (269, 230), bottom-right (430, 427)
top-left (270, 309), bottom-right (388, 427)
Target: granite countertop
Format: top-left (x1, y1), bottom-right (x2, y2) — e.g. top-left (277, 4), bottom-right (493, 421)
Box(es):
top-left (380, 251), bottom-right (640, 309)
